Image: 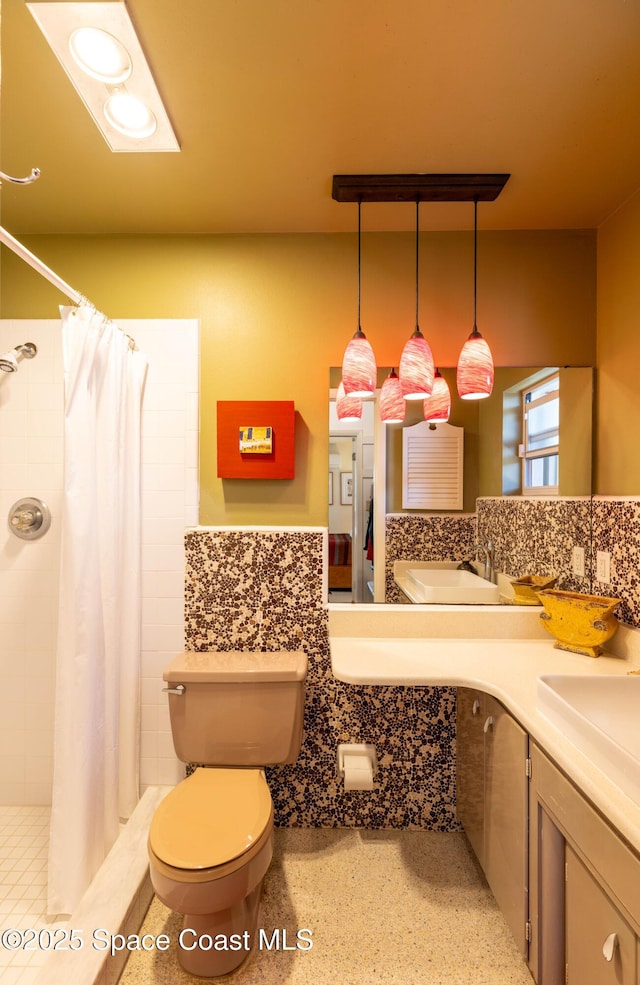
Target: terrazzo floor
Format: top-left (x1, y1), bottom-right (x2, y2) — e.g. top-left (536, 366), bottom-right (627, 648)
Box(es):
top-left (120, 829), bottom-right (533, 985)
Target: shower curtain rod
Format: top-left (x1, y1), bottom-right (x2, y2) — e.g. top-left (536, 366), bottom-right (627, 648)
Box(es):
top-left (0, 223), bottom-right (83, 305)
top-left (0, 169), bottom-right (138, 350)
top-left (0, 224), bottom-right (139, 350)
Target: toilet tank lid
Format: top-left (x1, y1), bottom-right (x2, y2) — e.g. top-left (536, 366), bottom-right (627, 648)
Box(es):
top-left (164, 650), bottom-right (308, 683)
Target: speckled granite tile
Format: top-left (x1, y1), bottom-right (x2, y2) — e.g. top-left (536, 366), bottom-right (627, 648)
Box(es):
top-left (183, 527), bottom-right (458, 830)
top-left (185, 528), bottom-right (325, 613)
top-left (592, 497), bottom-right (640, 627)
top-left (265, 679), bottom-right (458, 830)
top-left (118, 829), bottom-right (532, 985)
top-left (476, 497), bottom-right (592, 594)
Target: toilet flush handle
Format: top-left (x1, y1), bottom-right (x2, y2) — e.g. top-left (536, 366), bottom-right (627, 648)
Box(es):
top-left (162, 684), bottom-right (185, 695)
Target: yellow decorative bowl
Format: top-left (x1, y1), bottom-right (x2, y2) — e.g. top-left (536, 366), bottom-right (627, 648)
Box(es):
top-left (511, 575), bottom-right (558, 605)
top-left (537, 589), bottom-right (621, 657)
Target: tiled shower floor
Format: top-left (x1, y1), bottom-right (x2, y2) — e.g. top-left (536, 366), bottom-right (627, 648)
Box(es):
top-left (0, 806), bottom-right (67, 985)
top-left (120, 828), bottom-right (533, 985)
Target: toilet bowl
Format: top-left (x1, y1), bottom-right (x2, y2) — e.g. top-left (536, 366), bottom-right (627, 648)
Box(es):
top-left (148, 649), bottom-right (307, 978)
top-left (149, 767), bottom-right (274, 977)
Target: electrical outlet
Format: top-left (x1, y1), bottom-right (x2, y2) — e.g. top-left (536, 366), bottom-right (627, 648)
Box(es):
top-left (571, 546), bottom-right (585, 577)
top-left (596, 550), bottom-right (611, 584)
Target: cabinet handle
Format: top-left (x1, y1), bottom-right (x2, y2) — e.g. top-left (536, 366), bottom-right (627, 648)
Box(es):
top-left (483, 715), bottom-right (494, 733)
top-left (602, 932), bottom-right (618, 962)
top-left (472, 699), bottom-right (481, 716)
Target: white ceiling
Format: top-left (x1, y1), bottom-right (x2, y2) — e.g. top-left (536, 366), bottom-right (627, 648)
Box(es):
top-left (2, 0), bottom-right (640, 235)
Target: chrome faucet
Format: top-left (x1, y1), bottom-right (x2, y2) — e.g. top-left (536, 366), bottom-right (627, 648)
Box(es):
top-left (472, 540), bottom-right (495, 583)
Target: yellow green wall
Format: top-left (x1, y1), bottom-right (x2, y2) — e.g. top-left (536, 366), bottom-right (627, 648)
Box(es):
top-left (596, 190), bottom-right (640, 494)
top-left (0, 229), bottom-right (596, 523)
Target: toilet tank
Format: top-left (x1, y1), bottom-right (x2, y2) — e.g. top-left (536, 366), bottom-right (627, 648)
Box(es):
top-left (163, 651), bottom-right (307, 766)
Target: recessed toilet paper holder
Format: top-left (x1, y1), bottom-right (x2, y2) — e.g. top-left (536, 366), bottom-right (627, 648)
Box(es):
top-left (337, 743), bottom-right (377, 791)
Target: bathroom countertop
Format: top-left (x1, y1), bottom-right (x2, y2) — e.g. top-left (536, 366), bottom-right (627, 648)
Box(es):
top-left (328, 603), bottom-right (640, 858)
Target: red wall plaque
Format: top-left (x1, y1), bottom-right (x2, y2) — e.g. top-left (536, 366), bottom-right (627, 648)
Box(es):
top-left (216, 400), bottom-right (295, 479)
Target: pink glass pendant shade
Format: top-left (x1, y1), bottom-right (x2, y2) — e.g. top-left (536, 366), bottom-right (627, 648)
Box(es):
top-left (423, 368), bottom-right (451, 422)
top-left (457, 199), bottom-right (494, 400)
top-left (399, 328), bottom-right (434, 400)
top-left (456, 328), bottom-right (494, 399)
top-left (342, 328), bottom-right (376, 398)
top-left (379, 369), bottom-right (405, 423)
top-left (336, 380), bottom-right (362, 422)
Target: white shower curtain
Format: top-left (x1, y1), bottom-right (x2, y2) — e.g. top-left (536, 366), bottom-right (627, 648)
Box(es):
top-left (48, 306), bottom-right (148, 915)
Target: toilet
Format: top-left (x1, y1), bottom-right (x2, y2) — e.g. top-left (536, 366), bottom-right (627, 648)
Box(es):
top-left (148, 649), bottom-right (307, 977)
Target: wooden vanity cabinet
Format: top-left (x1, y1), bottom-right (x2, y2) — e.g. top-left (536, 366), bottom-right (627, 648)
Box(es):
top-left (456, 688), bottom-right (529, 957)
top-left (565, 845), bottom-right (637, 984)
top-left (529, 742), bottom-right (640, 985)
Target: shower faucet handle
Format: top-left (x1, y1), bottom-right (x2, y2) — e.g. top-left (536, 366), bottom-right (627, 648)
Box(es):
top-left (11, 509), bottom-right (37, 530)
top-left (8, 497), bottom-right (51, 540)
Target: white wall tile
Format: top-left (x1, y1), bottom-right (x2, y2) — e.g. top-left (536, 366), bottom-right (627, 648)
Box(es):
top-left (26, 463), bottom-right (64, 488)
top-left (156, 757), bottom-right (183, 786)
top-left (142, 516), bottom-right (188, 546)
top-left (142, 569), bottom-right (185, 598)
top-left (142, 463), bottom-right (187, 492)
top-left (0, 436), bottom-right (28, 465)
top-left (142, 596), bottom-right (184, 626)
top-left (184, 503), bottom-right (199, 526)
top-left (142, 490), bottom-right (187, 518)
top-left (140, 731), bottom-right (157, 760)
top-left (142, 383), bottom-right (187, 412)
top-left (140, 699), bottom-right (158, 727)
top-left (142, 435), bottom-right (186, 466)
top-left (0, 757), bottom-right (25, 784)
top-left (0, 464), bottom-right (29, 489)
top-left (27, 383), bottom-right (64, 412)
top-left (143, 409), bottom-right (187, 438)
top-left (0, 317), bottom-right (199, 802)
top-left (142, 624), bottom-right (185, 652)
top-left (27, 435), bottom-right (64, 465)
top-left (185, 467), bottom-right (199, 510)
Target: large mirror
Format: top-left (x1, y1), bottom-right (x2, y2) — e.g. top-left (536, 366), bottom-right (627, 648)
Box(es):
top-left (329, 365), bottom-right (594, 603)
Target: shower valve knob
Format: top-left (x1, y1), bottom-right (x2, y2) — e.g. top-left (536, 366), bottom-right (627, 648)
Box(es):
top-left (8, 497), bottom-right (51, 540)
top-left (12, 509), bottom-right (36, 529)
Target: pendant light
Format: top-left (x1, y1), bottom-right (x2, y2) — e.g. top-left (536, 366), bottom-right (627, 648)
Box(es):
top-left (379, 368), bottom-right (405, 424)
top-left (341, 200), bottom-right (376, 398)
top-left (336, 381), bottom-right (362, 422)
top-left (399, 200), bottom-right (434, 400)
top-left (423, 368), bottom-right (451, 423)
top-left (457, 199), bottom-right (494, 400)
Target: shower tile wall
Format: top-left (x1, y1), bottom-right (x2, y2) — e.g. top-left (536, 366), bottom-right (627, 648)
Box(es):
top-left (0, 321), bottom-right (63, 805)
top-left (184, 527), bottom-right (459, 830)
top-left (0, 318), bottom-right (199, 805)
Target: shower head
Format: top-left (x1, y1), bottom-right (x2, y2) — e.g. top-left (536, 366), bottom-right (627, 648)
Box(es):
top-left (0, 342), bottom-right (37, 373)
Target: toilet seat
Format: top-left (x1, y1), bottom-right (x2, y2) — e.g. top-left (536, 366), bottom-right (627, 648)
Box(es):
top-left (149, 768), bottom-right (273, 877)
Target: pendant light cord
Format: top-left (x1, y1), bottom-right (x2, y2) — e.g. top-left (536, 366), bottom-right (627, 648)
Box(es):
top-left (415, 199), bottom-right (420, 330)
top-left (357, 198), bottom-right (362, 332)
top-left (473, 197), bottom-right (478, 332)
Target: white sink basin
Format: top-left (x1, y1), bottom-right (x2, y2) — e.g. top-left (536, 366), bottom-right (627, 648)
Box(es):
top-left (394, 561), bottom-right (501, 604)
top-left (537, 674), bottom-right (640, 806)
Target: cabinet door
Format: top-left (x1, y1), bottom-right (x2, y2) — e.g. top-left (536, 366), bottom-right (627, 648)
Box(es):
top-left (456, 688), bottom-right (485, 865)
top-left (484, 695), bottom-right (529, 957)
top-left (565, 845), bottom-right (637, 985)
